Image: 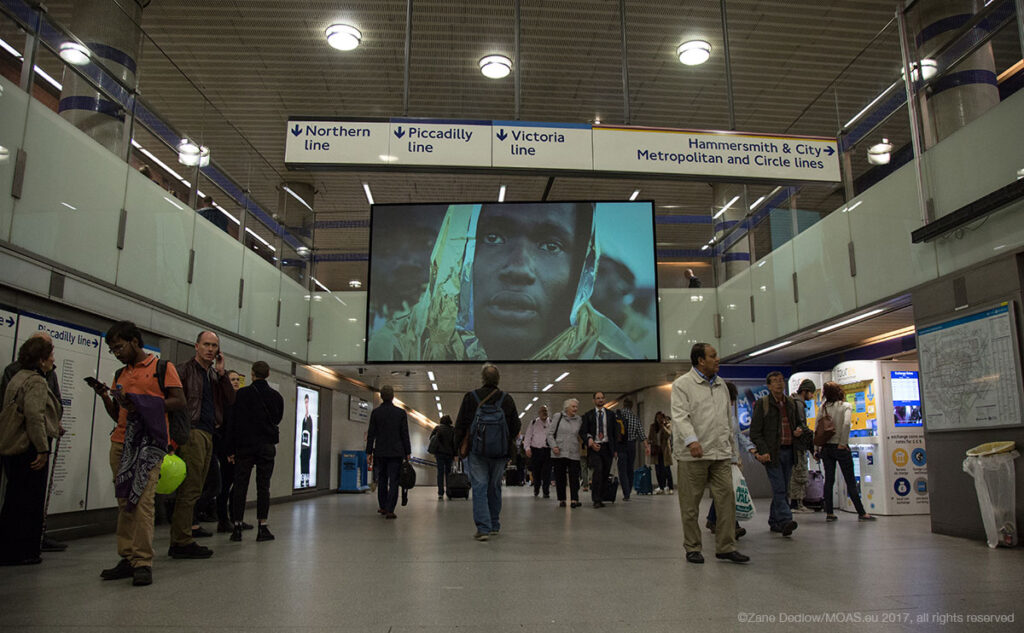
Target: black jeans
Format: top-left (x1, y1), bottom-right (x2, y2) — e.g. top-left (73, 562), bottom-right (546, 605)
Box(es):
top-left (551, 457), bottom-right (581, 502)
top-left (435, 455), bottom-right (453, 496)
top-left (0, 450), bottom-right (46, 562)
top-left (217, 451), bottom-right (235, 524)
top-left (232, 444), bottom-right (276, 522)
top-left (588, 445), bottom-right (613, 504)
top-left (822, 444), bottom-right (866, 515)
top-left (529, 447), bottom-right (551, 495)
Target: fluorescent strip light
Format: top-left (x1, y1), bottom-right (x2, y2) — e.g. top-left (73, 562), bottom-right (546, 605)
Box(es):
top-left (750, 196), bottom-right (766, 210)
top-left (701, 244), bottom-right (710, 251)
top-left (555, 372), bottom-right (569, 382)
top-left (532, 396), bottom-right (539, 402)
top-left (843, 80), bottom-right (900, 129)
top-left (60, 202), bottom-right (77, 211)
top-left (861, 325), bottom-right (915, 345)
top-left (431, 383), bottom-right (438, 391)
top-left (817, 308), bottom-right (884, 333)
top-left (519, 412), bottom-right (525, 419)
top-left (283, 185), bottom-right (313, 211)
top-left (542, 383), bottom-right (554, 392)
top-left (629, 189), bottom-right (640, 201)
top-left (847, 201), bottom-right (863, 212)
top-left (524, 403), bottom-right (532, 411)
top-left (712, 195), bottom-right (740, 220)
top-left (135, 145), bottom-right (187, 183)
top-left (362, 183), bottom-right (374, 205)
top-left (427, 371), bottom-right (435, 381)
top-left (163, 196), bottom-right (183, 210)
top-left (213, 203), bottom-right (241, 225)
top-left (245, 227), bottom-right (276, 251)
top-left (34, 66), bottom-right (62, 91)
top-left (498, 185), bottom-right (506, 202)
top-left (434, 395), bottom-right (440, 402)
top-left (747, 340), bottom-right (793, 358)
top-left (0, 37), bottom-right (21, 58)
top-left (312, 277), bottom-right (331, 292)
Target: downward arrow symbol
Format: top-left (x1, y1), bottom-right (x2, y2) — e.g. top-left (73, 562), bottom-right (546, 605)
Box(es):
top-left (290, 124), bottom-right (302, 137)
top-left (496, 129), bottom-right (507, 141)
top-left (394, 127), bottom-right (405, 139)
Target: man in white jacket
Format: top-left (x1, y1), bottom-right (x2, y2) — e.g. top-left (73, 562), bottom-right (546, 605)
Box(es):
top-left (671, 343), bottom-right (749, 565)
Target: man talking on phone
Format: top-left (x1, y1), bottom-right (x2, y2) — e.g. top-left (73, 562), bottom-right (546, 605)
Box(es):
top-left (169, 331), bottom-right (236, 559)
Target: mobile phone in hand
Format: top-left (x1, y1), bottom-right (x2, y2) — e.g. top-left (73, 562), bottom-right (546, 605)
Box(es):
top-left (84, 376), bottom-right (107, 392)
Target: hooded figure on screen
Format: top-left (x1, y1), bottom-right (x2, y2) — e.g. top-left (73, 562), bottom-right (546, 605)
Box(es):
top-left (368, 202), bottom-right (641, 361)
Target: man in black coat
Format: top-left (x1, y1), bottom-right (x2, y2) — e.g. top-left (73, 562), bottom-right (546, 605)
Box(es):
top-left (225, 361), bottom-right (283, 542)
top-left (579, 391), bottom-right (618, 508)
top-left (366, 385), bottom-right (411, 519)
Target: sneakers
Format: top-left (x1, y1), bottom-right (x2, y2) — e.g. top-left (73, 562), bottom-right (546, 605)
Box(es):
top-left (230, 525), bottom-right (243, 542)
top-left (132, 566), bottom-right (152, 586)
top-left (473, 531), bottom-right (489, 541)
top-left (191, 526), bottom-right (213, 538)
top-left (792, 503), bottom-right (813, 514)
top-left (40, 536), bottom-right (67, 552)
top-left (256, 525), bottom-right (275, 541)
top-left (168, 542), bottom-right (213, 558)
top-left (858, 514), bottom-right (877, 521)
top-left (100, 558), bottom-right (133, 580)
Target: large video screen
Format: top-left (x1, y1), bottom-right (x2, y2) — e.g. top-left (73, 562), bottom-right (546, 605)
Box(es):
top-left (366, 201), bottom-right (658, 362)
top-left (294, 385), bottom-right (319, 490)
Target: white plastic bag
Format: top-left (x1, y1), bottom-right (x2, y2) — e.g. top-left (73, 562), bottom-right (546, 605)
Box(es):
top-left (962, 450), bottom-right (1019, 548)
top-left (733, 464), bottom-right (755, 522)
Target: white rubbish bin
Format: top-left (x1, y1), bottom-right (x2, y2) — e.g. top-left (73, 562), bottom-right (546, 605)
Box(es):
top-left (962, 442), bottom-right (1019, 549)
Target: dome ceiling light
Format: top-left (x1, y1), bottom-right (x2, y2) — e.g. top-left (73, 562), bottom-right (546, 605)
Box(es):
top-left (59, 42), bottom-right (91, 66)
top-left (677, 40), bottom-right (711, 66)
top-left (479, 54), bottom-right (512, 79)
top-left (326, 24), bottom-right (361, 51)
top-left (867, 138), bottom-right (893, 165)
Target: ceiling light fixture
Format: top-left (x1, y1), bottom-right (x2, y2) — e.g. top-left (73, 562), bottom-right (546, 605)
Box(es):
top-left (431, 383), bottom-right (438, 391)
top-left (816, 308), bottom-right (885, 333)
top-left (747, 340), bottom-right (793, 358)
top-left (282, 185), bottom-right (313, 211)
top-left (427, 371), bottom-right (435, 381)
top-left (498, 185), bottom-right (506, 202)
top-left (677, 40), bottom-right (711, 66)
top-left (867, 138), bottom-right (893, 165)
top-left (555, 371), bottom-right (569, 382)
top-left (326, 24), bottom-right (361, 51)
top-left (59, 42), bottom-right (90, 66)
top-left (295, 245), bottom-right (311, 257)
top-left (362, 183), bottom-right (374, 205)
top-left (902, 58), bottom-right (938, 82)
top-left (542, 383), bottom-right (554, 392)
top-left (177, 138), bottom-right (209, 167)
top-left (750, 196), bottom-right (766, 210)
top-left (712, 194), bottom-right (740, 220)
top-left (629, 189), bottom-right (640, 201)
top-left (479, 54), bottom-right (512, 79)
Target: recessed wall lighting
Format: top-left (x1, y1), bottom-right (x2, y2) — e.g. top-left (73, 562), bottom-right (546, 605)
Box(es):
top-left (677, 40), bottom-right (711, 66)
top-left (479, 54), bottom-right (512, 79)
top-left (326, 24), bottom-right (361, 51)
top-left (348, 279), bottom-right (362, 288)
top-left (59, 42), bottom-right (90, 66)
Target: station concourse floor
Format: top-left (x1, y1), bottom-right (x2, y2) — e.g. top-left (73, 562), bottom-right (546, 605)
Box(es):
top-left (0, 485), bottom-right (1020, 632)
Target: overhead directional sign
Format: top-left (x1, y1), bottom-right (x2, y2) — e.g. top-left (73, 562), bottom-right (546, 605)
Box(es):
top-left (592, 127), bottom-right (840, 182)
top-left (491, 121), bottom-right (593, 170)
top-left (389, 118), bottom-right (491, 167)
top-left (285, 117), bottom-right (840, 183)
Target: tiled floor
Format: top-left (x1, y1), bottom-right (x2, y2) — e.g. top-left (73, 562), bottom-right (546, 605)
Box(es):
top-left (0, 486), bottom-right (1020, 632)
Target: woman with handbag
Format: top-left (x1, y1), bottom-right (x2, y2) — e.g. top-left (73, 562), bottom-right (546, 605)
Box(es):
top-left (0, 336), bottom-right (62, 565)
top-left (648, 412), bottom-right (675, 494)
top-left (819, 381), bottom-right (875, 522)
top-left (546, 398), bottom-right (583, 508)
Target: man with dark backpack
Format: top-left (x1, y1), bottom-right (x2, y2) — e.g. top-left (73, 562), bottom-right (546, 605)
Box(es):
top-left (91, 321), bottom-right (186, 586)
top-left (454, 364), bottom-right (519, 541)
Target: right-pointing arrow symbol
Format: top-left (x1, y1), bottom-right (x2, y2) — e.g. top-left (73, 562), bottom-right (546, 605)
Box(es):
top-left (496, 129), bottom-right (507, 141)
top-left (394, 126), bottom-right (405, 139)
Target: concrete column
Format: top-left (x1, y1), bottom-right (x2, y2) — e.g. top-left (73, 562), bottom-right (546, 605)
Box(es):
top-left (914, 0), bottom-right (1000, 144)
top-left (712, 183), bottom-right (749, 282)
top-left (58, 0), bottom-right (144, 157)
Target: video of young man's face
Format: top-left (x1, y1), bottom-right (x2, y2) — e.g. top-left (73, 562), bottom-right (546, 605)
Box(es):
top-left (366, 201), bottom-right (657, 362)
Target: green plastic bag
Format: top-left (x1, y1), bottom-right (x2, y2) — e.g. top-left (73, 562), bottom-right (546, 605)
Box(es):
top-left (156, 454), bottom-right (187, 494)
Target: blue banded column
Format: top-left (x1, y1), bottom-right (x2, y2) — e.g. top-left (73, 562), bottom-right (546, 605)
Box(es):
top-left (914, 1), bottom-right (999, 143)
top-left (58, 0), bottom-right (144, 157)
top-left (712, 183), bottom-right (749, 282)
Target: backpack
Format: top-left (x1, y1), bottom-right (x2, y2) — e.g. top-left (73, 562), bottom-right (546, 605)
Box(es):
top-left (427, 428), bottom-right (441, 455)
top-left (115, 359), bottom-right (190, 449)
top-left (469, 389), bottom-right (509, 459)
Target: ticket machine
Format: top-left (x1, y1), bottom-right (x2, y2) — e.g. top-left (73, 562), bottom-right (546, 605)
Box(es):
top-left (830, 360), bottom-right (928, 515)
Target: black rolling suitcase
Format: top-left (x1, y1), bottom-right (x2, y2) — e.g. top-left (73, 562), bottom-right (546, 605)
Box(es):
top-left (603, 475), bottom-right (619, 503)
top-left (448, 461), bottom-right (471, 499)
